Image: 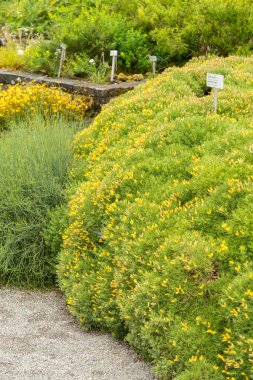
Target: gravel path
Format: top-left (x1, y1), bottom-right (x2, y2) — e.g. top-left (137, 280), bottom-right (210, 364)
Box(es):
top-left (0, 288), bottom-right (155, 380)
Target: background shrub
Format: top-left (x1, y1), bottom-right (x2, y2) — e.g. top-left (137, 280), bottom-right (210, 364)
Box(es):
top-left (23, 41), bottom-right (59, 76)
top-left (50, 6), bottom-right (152, 74)
top-left (2, 0), bottom-right (253, 76)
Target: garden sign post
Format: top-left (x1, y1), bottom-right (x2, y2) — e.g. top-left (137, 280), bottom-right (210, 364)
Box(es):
top-left (149, 56), bottom-right (157, 74)
top-left (206, 73), bottom-right (224, 114)
top-left (57, 43), bottom-right (67, 78)
top-left (110, 50), bottom-right (118, 82)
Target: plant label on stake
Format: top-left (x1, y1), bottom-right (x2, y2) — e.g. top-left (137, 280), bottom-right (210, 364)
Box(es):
top-left (110, 50), bottom-right (118, 82)
top-left (57, 43), bottom-right (67, 78)
top-left (206, 73), bottom-right (224, 114)
top-left (149, 56), bottom-right (157, 74)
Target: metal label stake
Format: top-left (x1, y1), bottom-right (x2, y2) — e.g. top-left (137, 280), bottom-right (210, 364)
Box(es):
top-left (214, 87), bottom-right (218, 114)
top-left (58, 43), bottom-right (67, 78)
top-left (110, 50), bottom-right (118, 82)
top-left (206, 73), bottom-right (224, 114)
top-left (101, 51), bottom-right (105, 65)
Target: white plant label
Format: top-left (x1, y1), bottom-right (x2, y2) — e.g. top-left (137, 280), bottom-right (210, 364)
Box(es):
top-left (110, 50), bottom-right (118, 57)
top-left (206, 73), bottom-right (224, 114)
top-left (206, 73), bottom-right (224, 89)
top-left (110, 50), bottom-right (118, 81)
top-left (149, 56), bottom-right (157, 74)
top-left (149, 56), bottom-right (157, 63)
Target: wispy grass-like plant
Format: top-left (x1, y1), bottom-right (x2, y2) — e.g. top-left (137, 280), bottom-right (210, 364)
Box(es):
top-left (0, 115), bottom-right (81, 287)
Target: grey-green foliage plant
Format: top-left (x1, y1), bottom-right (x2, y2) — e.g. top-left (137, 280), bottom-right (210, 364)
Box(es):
top-left (63, 53), bottom-right (109, 82)
top-left (0, 115), bottom-right (79, 287)
top-left (87, 63), bottom-right (109, 84)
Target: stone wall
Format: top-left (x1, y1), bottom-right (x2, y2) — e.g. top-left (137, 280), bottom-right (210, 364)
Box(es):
top-left (0, 69), bottom-right (144, 108)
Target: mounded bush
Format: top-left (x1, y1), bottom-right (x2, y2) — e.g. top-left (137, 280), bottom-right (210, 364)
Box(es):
top-left (58, 56), bottom-right (253, 379)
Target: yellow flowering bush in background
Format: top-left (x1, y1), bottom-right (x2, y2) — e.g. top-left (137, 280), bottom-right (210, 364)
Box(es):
top-left (57, 56), bottom-right (253, 379)
top-left (0, 82), bottom-right (92, 128)
top-left (0, 81), bottom-right (92, 287)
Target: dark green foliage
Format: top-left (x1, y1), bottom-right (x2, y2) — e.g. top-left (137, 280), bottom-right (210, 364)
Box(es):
top-left (3, 0), bottom-right (253, 75)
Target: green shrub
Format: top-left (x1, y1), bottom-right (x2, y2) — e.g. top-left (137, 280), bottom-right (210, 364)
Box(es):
top-left (23, 41), bottom-right (59, 75)
top-left (50, 6), bottom-right (152, 74)
top-left (0, 115), bottom-right (79, 287)
top-left (114, 27), bottom-right (151, 73)
top-left (51, 7), bottom-right (122, 56)
top-left (1, 0), bottom-right (61, 34)
top-left (174, 360), bottom-right (224, 380)
top-left (3, 0), bottom-right (253, 75)
top-left (57, 56), bottom-right (253, 379)
top-left (63, 53), bottom-right (91, 78)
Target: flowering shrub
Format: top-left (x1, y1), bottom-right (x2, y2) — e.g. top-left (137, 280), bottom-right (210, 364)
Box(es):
top-left (57, 56), bottom-right (253, 379)
top-left (0, 83), bottom-right (92, 128)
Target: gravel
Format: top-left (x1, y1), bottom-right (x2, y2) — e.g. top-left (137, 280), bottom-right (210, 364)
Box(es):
top-left (0, 288), bottom-right (156, 380)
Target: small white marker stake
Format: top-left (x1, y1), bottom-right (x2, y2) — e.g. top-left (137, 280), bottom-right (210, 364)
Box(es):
top-left (214, 88), bottom-right (218, 114)
top-left (101, 52), bottom-right (105, 65)
top-left (149, 56), bottom-right (157, 74)
top-left (110, 50), bottom-right (118, 82)
top-left (57, 43), bottom-right (67, 78)
top-left (206, 73), bottom-right (224, 114)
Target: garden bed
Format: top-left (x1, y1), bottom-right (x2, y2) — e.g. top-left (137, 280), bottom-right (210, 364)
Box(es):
top-left (0, 69), bottom-right (145, 108)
